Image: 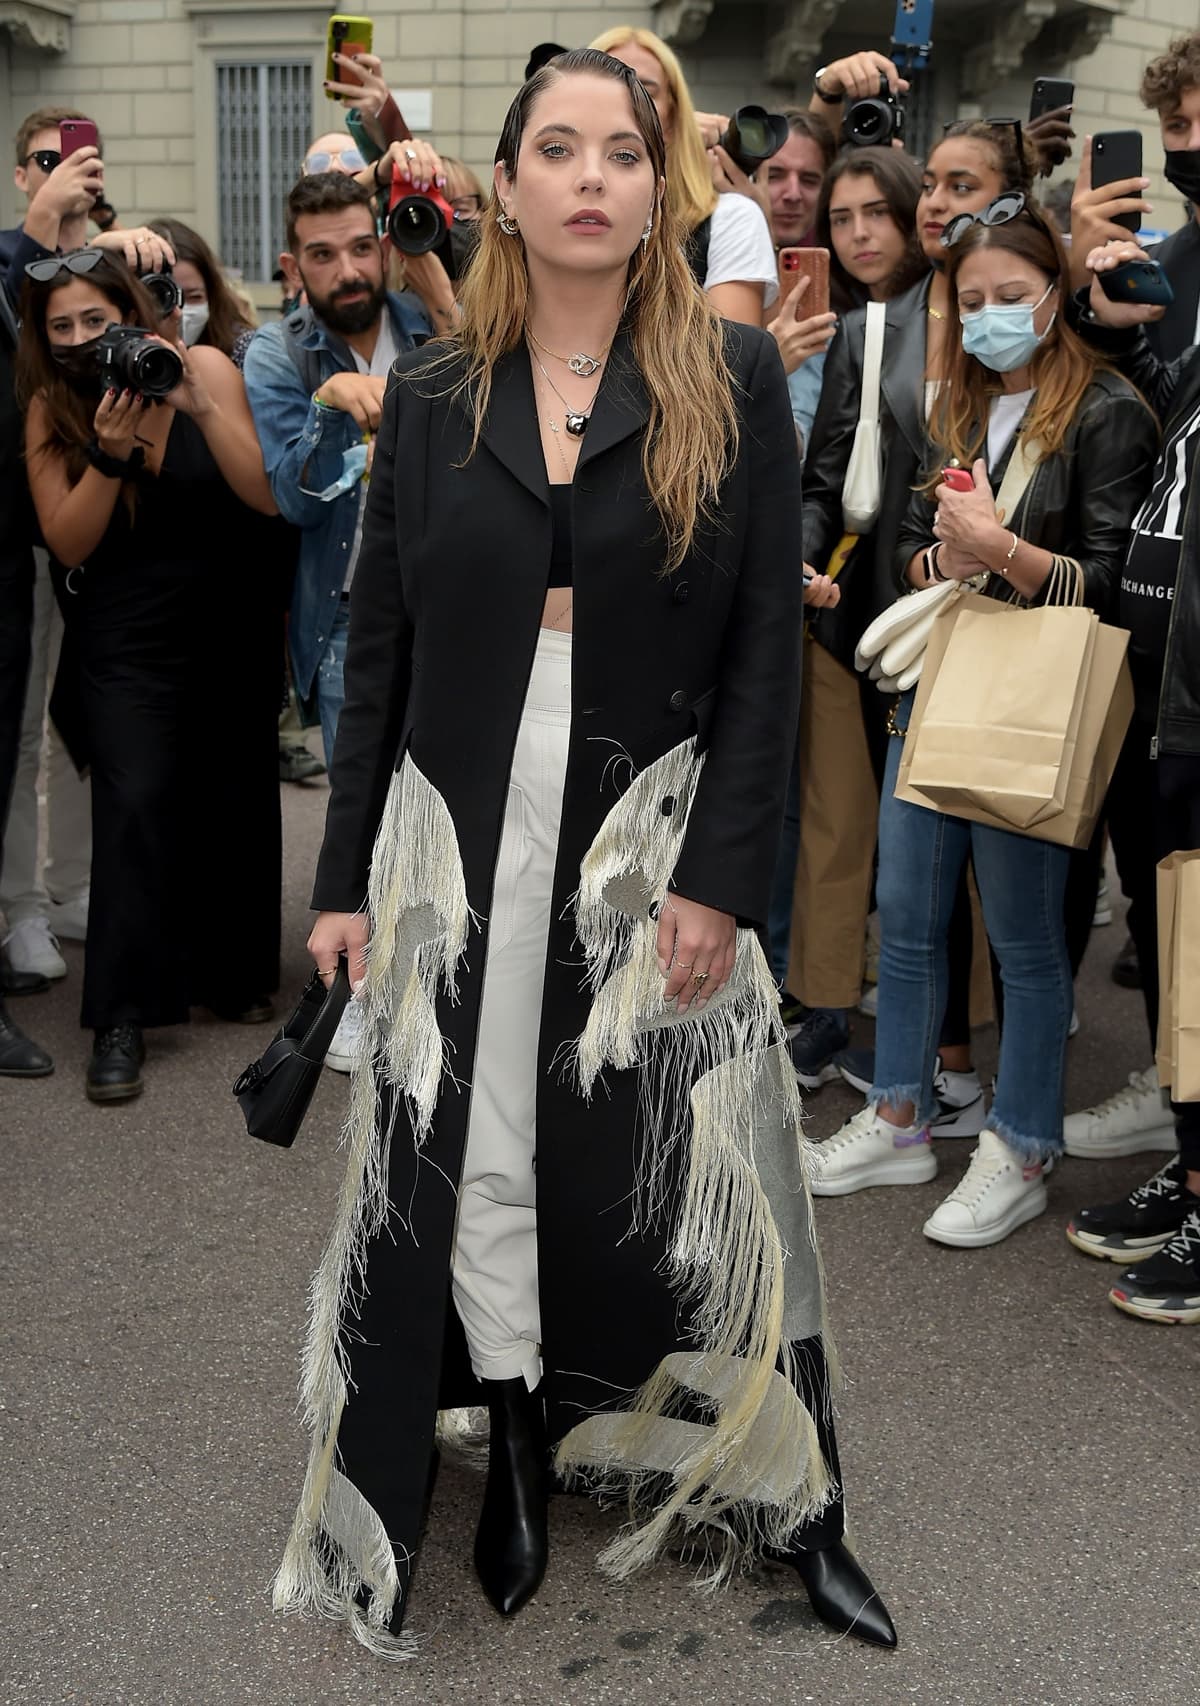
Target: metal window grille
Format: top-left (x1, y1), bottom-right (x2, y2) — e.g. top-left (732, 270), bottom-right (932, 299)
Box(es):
top-left (217, 60), bottom-right (311, 281)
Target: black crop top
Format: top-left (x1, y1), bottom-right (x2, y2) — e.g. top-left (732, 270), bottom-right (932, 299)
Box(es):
top-left (548, 484), bottom-right (572, 589)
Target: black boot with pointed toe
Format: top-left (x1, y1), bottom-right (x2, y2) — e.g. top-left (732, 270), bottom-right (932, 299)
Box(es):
top-left (473, 1377), bottom-right (548, 1617)
top-left (786, 1540), bottom-right (897, 1647)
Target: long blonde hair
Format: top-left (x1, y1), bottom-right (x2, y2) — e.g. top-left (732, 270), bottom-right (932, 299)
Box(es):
top-left (432, 49), bottom-right (737, 571)
top-left (588, 26), bottom-right (718, 234)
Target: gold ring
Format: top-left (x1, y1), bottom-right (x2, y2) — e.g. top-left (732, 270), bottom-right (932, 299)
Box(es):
top-left (319, 965), bottom-right (339, 976)
top-left (676, 960), bottom-right (694, 970)
top-left (691, 971), bottom-right (709, 987)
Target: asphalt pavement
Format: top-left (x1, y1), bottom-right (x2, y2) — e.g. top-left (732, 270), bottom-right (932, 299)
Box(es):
top-left (3, 760), bottom-right (1196, 1706)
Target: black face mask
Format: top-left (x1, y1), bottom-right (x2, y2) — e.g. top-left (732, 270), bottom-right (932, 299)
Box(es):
top-left (1164, 146), bottom-right (1200, 205)
top-left (51, 337), bottom-right (104, 389)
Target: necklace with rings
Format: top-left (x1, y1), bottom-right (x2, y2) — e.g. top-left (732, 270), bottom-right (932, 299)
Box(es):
top-left (528, 341), bottom-right (599, 439)
top-left (527, 325), bottom-right (611, 380)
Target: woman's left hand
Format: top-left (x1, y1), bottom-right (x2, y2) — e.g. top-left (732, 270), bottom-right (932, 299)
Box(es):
top-left (372, 137), bottom-right (446, 194)
top-left (155, 335), bottom-right (213, 419)
top-left (932, 458), bottom-right (1006, 557)
top-left (803, 572), bottom-right (841, 608)
top-left (89, 224), bottom-right (175, 274)
top-left (326, 50), bottom-right (390, 124)
top-left (708, 144), bottom-right (772, 227)
top-left (656, 894), bottom-right (736, 1012)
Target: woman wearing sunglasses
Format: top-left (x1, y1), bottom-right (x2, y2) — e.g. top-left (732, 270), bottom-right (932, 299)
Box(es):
top-left (16, 249), bottom-right (278, 1103)
top-left (788, 121), bottom-right (1040, 1104)
top-left (812, 204), bottom-right (1156, 1244)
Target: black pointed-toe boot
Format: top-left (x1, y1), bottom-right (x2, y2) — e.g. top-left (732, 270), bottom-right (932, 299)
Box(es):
top-left (789, 1540), bottom-right (897, 1648)
top-left (473, 1377), bottom-right (549, 1616)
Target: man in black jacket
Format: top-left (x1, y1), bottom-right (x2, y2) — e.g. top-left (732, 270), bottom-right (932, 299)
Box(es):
top-left (1064, 237), bottom-right (1200, 1324)
top-left (0, 281), bottom-right (53, 1076)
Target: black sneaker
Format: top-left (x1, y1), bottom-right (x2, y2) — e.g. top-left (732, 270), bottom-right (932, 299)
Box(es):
top-left (1065, 1159), bottom-right (1190, 1263)
top-left (0, 1003), bottom-right (53, 1077)
top-left (778, 989), bottom-right (808, 1034)
top-left (1111, 932), bottom-right (1141, 991)
top-left (279, 739), bottom-right (327, 786)
top-left (86, 1022), bottom-right (146, 1104)
top-left (789, 1009), bottom-right (850, 1090)
top-left (1109, 1207), bottom-right (1200, 1323)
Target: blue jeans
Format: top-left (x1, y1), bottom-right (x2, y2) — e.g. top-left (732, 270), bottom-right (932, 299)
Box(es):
top-left (871, 690), bottom-right (1072, 1161)
top-left (316, 594), bottom-right (352, 772)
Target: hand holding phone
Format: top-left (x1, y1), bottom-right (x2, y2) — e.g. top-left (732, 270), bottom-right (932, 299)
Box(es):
top-left (1097, 256), bottom-right (1175, 307)
top-left (778, 245), bottom-right (830, 318)
top-left (58, 118), bottom-right (99, 160)
top-left (941, 466), bottom-right (975, 493)
top-left (325, 15), bottom-right (374, 97)
top-left (1091, 132), bottom-right (1145, 234)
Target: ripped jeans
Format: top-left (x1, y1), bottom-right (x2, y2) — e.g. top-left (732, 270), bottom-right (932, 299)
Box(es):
top-left (870, 689), bottom-right (1072, 1161)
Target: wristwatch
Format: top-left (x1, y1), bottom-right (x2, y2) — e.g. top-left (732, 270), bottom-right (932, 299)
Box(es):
top-left (813, 67), bottom-right (842, 104)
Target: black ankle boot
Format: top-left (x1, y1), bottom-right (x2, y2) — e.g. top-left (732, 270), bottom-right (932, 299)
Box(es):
top-left (787, 1540), bottom-right (897, 1648)
top-left (87, 1023), bottom-right (145, 1103)
top-left (473, 1377), bottom-right (548, 1616)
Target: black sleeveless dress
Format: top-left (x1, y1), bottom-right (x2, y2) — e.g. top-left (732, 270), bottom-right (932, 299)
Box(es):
top-left (54, 408), bottom-right (283, 1030)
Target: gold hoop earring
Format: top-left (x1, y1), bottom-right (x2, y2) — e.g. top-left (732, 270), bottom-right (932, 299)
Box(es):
top-left (497, 209), bottom-right (520, 236)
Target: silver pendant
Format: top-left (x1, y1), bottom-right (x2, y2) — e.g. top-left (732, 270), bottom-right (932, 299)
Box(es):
top-left (565, 411), bottom-right (588, 437)
top-left (568, 352), bottom-right (601, 377)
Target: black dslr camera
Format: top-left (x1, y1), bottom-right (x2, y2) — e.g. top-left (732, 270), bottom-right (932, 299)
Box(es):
top-left (719, 106), bottom-right (789, 177)
top-left (843, 77), bottom-right (905, 147)
top-left (139, 266), bottom-right (184, 317)
top-left (95, 325), bottom-right (183, 398)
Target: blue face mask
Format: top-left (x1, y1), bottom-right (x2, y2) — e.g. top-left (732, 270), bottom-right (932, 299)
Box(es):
top-left (960, 282), bottom-right (1056, 374)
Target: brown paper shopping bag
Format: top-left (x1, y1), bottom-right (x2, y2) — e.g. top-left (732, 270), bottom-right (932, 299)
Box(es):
top-left (896, 594), bottom-right (1133, 851)
top-left (904, 599), bottom-right (1096, 829)
top-left (1156, 851), bottom-right (1200, 1101)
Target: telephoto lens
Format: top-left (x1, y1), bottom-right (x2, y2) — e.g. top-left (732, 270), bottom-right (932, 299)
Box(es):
top-left (387, 183), bottom-right (457, 256)
top-left (95, 325), bottom-right (184, 399)
top-left (719, 106), bottom-right (789, 178)
top-left (139, 268), bottom-right (184, 316)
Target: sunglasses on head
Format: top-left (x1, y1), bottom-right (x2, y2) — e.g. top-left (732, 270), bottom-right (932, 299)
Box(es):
top-left (24, 247), bottom-right (106, 284)
top-left (24, 148), bottom-right (62, 174)
top-left (940, 190), bottom-right (1029, 250)
top-left (303, 147), bottom-right (366, 175)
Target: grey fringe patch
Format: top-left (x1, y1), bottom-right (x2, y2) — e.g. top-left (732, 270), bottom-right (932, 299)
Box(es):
top-left (273, 757), bottom-right (472, 1658)
top-left (561, 737), bottom-right (833, 1584)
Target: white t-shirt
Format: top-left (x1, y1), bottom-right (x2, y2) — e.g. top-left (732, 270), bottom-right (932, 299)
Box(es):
top-left (703, 193), bottom-right (779, 311)
top-left (344, 312), bottom-right (399, 590)
top-left (987, 388), bottom-right (1034, 474)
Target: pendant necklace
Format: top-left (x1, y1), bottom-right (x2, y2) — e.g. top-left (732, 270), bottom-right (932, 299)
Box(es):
top-left (527, 325), bottom-right (611, 380)
top-left (528, 342), bottom-right (599, 439)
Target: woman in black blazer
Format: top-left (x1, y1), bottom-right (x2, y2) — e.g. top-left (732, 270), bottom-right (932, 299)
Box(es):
top-left (277, 49), bottom-right (894, 1657)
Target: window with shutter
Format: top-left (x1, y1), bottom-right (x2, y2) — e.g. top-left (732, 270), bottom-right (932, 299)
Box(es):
top-left (216, 60), bottom-right (311, 282)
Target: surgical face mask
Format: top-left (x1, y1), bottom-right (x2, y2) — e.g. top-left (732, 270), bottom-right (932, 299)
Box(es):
top-left (51, 336), bottom-right (104, 388)
top-left (1163, 146), bottom-right (1200, 205)
top-left (960, 281), bottom-right (1056, 374)
top-left (180, 302), bottom-right (210, 347)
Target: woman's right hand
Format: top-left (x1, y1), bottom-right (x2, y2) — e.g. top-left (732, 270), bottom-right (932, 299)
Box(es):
top-left (768, 273), bottom-right (837, 374)
top-left (308, 910), bottom-right (371, 990)
top-left (92, 388), bottom-right (145, 458)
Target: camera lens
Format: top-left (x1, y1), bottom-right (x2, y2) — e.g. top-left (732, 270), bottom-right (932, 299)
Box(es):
top-left (735, 113), bottom-right (770, 155)
top-left (131, 341), bottom-right (183, 397)
top-left (845, 99), bottom-right (891, 146)
top-left (387, 194), bottom-right (446, 256)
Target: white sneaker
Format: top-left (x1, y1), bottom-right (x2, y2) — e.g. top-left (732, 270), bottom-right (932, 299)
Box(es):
top-left (1093, 878), bottom-right (1113, 927)
top-left (810, 1104), bottom-right (936, 1197)
top-left (3, 915), bottom-right (67, 980)
top-left (1063, 1066), bottom-right (1176, 1158)
top-left (46, 892), bottom-right (89, 942)
top-left (922, 1130), bottom-right (1047, 1247)
top-left (1069, 1006), bottom-right (1080, 1039)
top-left (857, 981), bottom-right (878, 1018)
top-left (324, 998), bottom-right (365, 1074)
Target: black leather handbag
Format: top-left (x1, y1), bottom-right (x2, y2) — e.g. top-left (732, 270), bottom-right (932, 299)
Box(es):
top-left (233, 956), bottom-right (352, 1147)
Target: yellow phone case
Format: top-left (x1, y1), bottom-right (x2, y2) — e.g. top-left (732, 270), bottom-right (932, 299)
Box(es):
top-left (326, 15), bottom-right (374, 95)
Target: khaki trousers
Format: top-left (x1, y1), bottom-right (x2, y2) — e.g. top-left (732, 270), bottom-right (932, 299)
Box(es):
top-left (786, 636), bottom-right (879, 1010)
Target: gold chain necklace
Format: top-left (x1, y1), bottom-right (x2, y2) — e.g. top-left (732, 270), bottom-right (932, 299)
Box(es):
top-left (527, 325), bottom-right (611, 378)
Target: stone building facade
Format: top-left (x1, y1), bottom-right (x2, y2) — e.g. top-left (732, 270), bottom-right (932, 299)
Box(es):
top-left (0, 0), bottom-right (1195, 290)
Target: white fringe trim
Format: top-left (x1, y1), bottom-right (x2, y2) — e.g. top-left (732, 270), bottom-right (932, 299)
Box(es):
top-left (274, 756), bottom-right (472, 1658)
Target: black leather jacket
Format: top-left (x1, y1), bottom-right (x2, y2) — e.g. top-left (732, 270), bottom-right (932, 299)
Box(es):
top-left (894, 371), bottom-right (1157, 611)
top-left (800, 274), bottom-right (932, 669)
top-left (1070, 292), bottom-right (1200, 757)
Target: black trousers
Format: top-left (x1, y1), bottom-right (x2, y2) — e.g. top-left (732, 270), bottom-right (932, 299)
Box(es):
top-left (59, 556), bottom-right (283, 1031)
top-left (0, 546), bottom-right (34, 870)
top-left (1107, 722), bottom-right (1200, 1171)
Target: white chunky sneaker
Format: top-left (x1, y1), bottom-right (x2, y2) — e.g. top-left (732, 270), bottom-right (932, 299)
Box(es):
top-left (1063, 1066), bottom-right (1176, 1159)
top-left (324, 997), bottom-right (364, 1074)
top-left (810, 1104), bottom-right (936, 1197)
top-left (922, 1130), bottom-right (1047, 1248)
top-left (3, 916), bottom-right (67, 980)
top-left (46, 892), bottom-right (89, 942)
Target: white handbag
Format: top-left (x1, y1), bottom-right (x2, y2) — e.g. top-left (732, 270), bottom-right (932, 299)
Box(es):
top-left (855, 434), bottom-right (1043, 693)
top-left (840, 300), bottom-right (887, 534)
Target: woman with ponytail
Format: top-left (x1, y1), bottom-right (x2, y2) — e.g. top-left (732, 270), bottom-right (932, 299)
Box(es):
top-left (278, 49), bottom-right (894, 1659)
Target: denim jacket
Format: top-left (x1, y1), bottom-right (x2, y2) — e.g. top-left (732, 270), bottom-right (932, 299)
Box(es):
top-left (242, 291), bottom-right (430, 697)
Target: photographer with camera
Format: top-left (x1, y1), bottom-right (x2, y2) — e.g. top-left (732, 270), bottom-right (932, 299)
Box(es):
top-left (17, 250), bottom-right (276, 1102)
top-left (591, 27), bottom-right (778, 326)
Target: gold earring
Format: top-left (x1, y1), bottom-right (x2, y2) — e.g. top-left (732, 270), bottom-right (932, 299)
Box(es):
top-left (497, 208), bottom-right (520, 236)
